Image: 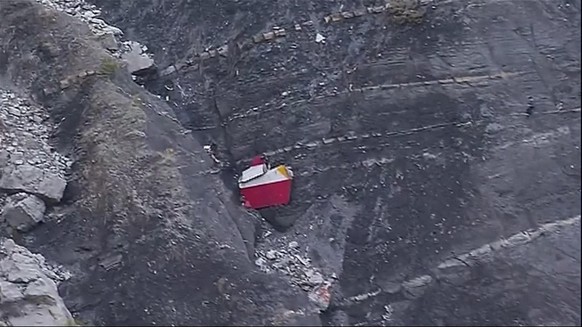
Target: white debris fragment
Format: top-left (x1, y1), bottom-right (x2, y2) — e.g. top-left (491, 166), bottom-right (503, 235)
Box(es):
top-left (315, 33), bottom-right (326, 43)
top-left (266, 250), bottom-right (278, 260)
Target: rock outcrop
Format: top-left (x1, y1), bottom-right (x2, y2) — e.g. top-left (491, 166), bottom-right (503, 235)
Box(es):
top-left (0, 87), bottom-right (70, 234)
top-left (0, 238), bottom-right (72, 326)
top-left (0, 165), bottom-right (66, 203)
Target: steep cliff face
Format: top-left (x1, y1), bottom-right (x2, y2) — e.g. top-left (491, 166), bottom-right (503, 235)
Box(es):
top-left (87, 0), bottom-right (581, 325)
top-left (0, 1), bottom-right (320, 325)
top-left (1, 0), bottom-right (580, 325)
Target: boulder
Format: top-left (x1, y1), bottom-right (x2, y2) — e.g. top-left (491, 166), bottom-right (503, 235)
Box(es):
top-left (0, 164), bottom-right (66, 202)
top-left (0, 239), bottom-right (73, 326)
top-left (2, 192), bottom-right (46, 232)
top-left (121, 41), bottom-right (155, 75)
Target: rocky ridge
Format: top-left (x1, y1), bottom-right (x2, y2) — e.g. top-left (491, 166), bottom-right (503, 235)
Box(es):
top-left (35, 0), bottom-right (155, 74)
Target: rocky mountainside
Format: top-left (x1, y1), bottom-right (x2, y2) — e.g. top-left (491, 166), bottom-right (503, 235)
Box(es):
top-left (0, 0), bottom-right (580, 326)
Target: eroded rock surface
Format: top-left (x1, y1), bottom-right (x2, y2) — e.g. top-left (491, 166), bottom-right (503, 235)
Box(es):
top-left (0, 238), bottom-right (72, 326)
top-left (2, 193), bottom-right (46, 232)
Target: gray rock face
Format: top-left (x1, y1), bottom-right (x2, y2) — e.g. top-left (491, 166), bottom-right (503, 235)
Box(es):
top-left (2, 193), bottom-right (46, 231)
top-left (121, 41), bottom-right (155, 75)
top-left (0, 165), bottom-right (66, 203)
top-left (0, 238), bottom-right (73, 326)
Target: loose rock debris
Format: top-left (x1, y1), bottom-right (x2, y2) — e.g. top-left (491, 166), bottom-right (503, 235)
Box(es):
top-left (0, 238), bottom-right (72, 325)
top-left (254, 242), bottom-right (333, 311)
top-left (0, 90), bottom-right (71, 232)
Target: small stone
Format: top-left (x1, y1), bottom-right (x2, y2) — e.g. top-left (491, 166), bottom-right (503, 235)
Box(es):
top-left (59, 79), bottom-right (70, 89)
top-left (253, 34), bottom-right (264, 43)
top-left (7, 107), bottom-right (21, 116)
top-left (341, 11), bottom-right (355, 19)
top-left (254, 257), bottom-right (267, 267)
top-left (308, 272), bottom-right (324, 285)
top-left (266, 250), bottom-right (278, 260)
top-left (263, 32), bottom-right (275, 40)
top-left (274, 29), bottom-right (287, 37)
top-left (288, 241), bottom-right (299, 249)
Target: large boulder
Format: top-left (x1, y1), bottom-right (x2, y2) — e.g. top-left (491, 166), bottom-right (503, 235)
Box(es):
top-left (2, 192), bottom-right (46, 232)
top-left (0, 165), bottom-right (66, 203)
top-left (0, 238), bottom-right (73, 326)
top-left (121, 41), bottom-right (155, 75)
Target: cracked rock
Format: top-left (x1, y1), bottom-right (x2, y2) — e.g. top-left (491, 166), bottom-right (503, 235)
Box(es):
top-left (121, 41), bottom-right (156, 75)
top-left (1, 193), bottom-right (46, 232)
top-left (0, 164), bottom-right (67, 202)
top-left (0, 238), bottom-right (73, 326)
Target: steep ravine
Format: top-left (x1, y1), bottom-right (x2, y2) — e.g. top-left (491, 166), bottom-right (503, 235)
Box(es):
top-left (1, 0), bottom-right (320, 325)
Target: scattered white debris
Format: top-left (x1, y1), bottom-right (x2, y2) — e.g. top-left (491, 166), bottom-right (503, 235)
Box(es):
top-left (315, 33), bottom-right (326, 43)
top-left (254, 240), bottom-right (334, 310)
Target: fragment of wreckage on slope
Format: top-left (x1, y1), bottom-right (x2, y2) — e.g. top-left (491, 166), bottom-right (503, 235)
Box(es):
top-left (238, 155), bottom-right (294, 210)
